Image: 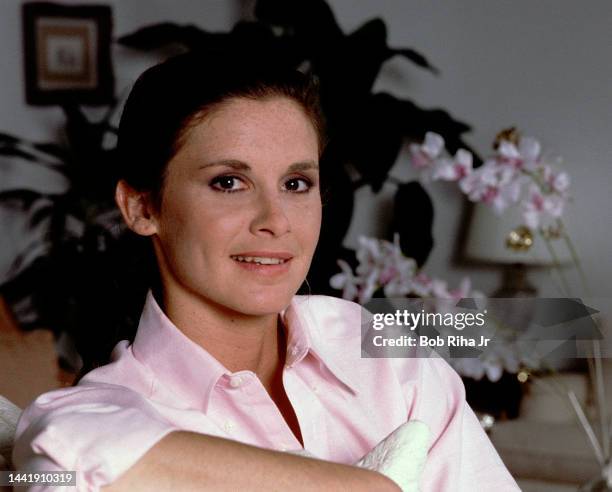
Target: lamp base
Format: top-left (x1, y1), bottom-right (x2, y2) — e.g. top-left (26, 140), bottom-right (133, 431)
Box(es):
top-left (493, 263), bottom-right (536, 298)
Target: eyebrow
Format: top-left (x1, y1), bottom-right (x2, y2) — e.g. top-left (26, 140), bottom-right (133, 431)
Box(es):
top-left (198, 159), bottom-right (319, 173)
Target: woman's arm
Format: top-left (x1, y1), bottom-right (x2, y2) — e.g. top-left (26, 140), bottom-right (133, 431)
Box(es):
top-left (102, 430), bottom-right (400, 492)
top-left (15, 385), bottom-right (397, 491)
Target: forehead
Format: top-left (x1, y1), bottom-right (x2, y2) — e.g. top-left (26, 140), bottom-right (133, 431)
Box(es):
top-left (177, 96), bottom-right (319, 165)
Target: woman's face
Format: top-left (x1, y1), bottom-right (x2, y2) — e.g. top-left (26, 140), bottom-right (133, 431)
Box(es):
top-left (150, 96), bottom-right (322, 317)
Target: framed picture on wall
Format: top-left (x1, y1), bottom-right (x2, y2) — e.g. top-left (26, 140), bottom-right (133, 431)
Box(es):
top-left (22, 2), bottom-right (114, 105)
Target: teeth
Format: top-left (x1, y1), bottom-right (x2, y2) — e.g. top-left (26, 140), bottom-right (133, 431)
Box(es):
top-left (232, 256), bottom-right (287, 265)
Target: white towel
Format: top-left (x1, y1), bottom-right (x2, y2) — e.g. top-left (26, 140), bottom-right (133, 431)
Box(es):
top-left (356, 420), bottom-right (430, 492)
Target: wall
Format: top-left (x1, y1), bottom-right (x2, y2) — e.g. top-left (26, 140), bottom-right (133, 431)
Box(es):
top-left (1, 0), bottom-right (611, 299)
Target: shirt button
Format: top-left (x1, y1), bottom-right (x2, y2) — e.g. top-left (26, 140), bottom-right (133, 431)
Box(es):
top-left (290, 346), bottom-right (300, 356)
top-left (311, 385), bottom-right (320, 395)
top-left (229, 376), bottom-right (243, 388)
top-left (224, 420), bottom-right (235, 433)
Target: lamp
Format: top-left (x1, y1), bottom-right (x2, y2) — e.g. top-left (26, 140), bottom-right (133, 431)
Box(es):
top-left (463, 203), bottom-right (571, 297)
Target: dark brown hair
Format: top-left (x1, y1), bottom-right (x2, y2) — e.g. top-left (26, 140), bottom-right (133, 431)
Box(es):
top-left (116, 51), bottom-right (327, 210)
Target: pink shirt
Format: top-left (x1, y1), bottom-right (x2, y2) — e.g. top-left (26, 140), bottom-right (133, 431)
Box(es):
top-left (13, 292), bottom-right (519, 491)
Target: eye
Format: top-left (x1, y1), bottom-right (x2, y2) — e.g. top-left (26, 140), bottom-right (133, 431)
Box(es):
top-left (283, 177), bottom-right (313, 193)
top-left (209, 175), bottom-right (248, 193)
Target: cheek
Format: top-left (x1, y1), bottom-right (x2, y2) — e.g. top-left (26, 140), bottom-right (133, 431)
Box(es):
top-left (290, 200), bottom-right (322, 250)
top-left (157, 193), bottom-right (245, 258)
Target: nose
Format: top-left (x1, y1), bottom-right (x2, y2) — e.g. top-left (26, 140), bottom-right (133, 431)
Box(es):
top-left (250, 189), bottom-right (291, 237)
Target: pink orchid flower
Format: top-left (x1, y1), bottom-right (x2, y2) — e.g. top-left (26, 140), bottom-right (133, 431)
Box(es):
top-left (330, 259), bottom-right (360, 301)
top-left (411, 273), bottom-right (433, 297)
top-left (497, 137), bottom-right (541, 171)
top-left (459, 160), bottom-right (522, 213)
top-left (522, 185), bottom-right (566, 229)
top-left (409, 132), bottom-right (444, 169)
top-left (433, 149), bottom-right (473, 181)
top-left (540, 164), bottom-right (570, 194)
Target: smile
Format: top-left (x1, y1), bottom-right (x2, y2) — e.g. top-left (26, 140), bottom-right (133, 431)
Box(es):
top-left (230, 256), bottom-right (288, 265)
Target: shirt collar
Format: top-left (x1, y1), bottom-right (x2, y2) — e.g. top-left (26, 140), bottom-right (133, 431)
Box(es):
top-left (281, 295), bottom-right (361, 395)
top-left (132, 291), bottom-right (229, 412)
top-left (131, 291), bottom-right (360, 413)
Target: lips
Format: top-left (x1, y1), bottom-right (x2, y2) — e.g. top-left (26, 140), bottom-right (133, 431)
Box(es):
top-left (230, 252), bottom-right (293, 276)
top-left (232, 256), bottom-right (288, 265)
top-left (230, 251), bottom-right (293, 265)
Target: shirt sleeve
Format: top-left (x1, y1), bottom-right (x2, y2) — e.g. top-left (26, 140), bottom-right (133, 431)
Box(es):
top-left (12, 382), bottom-right (180, 492)
top-left (392, 355), bottom-right (520, 491)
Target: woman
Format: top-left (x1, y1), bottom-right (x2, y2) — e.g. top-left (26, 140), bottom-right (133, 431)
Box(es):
top-left (13, 52), bottom-right (519, 491)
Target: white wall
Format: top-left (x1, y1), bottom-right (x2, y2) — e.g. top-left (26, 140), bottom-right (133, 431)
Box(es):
top-left (1, 0), bottom-right (611, 298)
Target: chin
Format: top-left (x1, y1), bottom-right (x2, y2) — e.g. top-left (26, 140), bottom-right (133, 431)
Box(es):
top-left (230, 289), bottom-right (296, 316)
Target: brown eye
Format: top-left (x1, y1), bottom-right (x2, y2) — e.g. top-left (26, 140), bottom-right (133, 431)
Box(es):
top-left (209, 175), bottom-right (247, 193)
top-left (284, 177), bottom-right (312, 193)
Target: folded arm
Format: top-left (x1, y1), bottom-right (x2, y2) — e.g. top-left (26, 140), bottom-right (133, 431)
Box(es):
top-left (13, 384), bottom-right (398, 492)
top-left (103, 430), bottom-right (399, 492)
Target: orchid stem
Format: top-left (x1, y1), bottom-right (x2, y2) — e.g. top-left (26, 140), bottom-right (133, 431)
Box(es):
top-left (569, 390), bottom-right (606, 466)
top-left (593, 341), bottom-right (610, 460)
top-left (558, 219), bottom-right (591, 297)
top-left (540, 231), bottom-right (571, 297)
top-left (529, 365), bottom-right (606, 465)
top-left (549, 221), bottom-right (610, 461)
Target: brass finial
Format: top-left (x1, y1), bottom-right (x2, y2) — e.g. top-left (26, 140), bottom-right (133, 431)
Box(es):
top-left (506, 226), bottom-right (534, 252)
top-left (494, 127), bottom-right (521, 150)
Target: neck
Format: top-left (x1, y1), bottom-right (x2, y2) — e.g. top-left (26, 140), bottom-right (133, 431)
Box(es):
top-left (159, 287), bottom-right (286, 389)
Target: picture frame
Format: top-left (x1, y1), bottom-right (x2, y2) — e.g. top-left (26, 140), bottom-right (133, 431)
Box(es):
top-left (22, 2), bottom-right (114, 105)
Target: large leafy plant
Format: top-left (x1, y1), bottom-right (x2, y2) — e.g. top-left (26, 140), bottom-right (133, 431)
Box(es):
top-left (0, 104), bottom-right (140, 368)
top-left (0, 0), bottom-right (478, 368)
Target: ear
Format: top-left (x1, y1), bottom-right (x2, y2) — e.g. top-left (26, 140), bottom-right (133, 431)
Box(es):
top-left (115, 179), bottom-right (158, 236)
